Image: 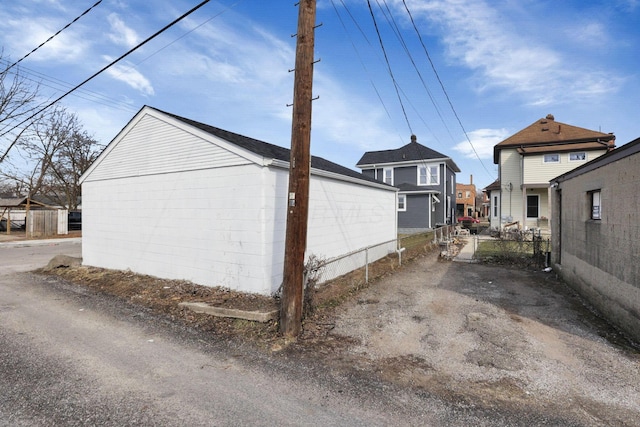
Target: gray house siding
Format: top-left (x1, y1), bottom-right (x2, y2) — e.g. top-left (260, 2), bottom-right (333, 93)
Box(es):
top-left (399, 194), bottom-right (429, 229)
top-left (394, 166), bottom-right (416, 185)
top-left (551, 137), bottom-right (640, 343)
top-left (356, 137), bottom-right (460, 232)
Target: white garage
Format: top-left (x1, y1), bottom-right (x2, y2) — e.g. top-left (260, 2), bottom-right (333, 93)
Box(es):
top-left (80, 106), bottom-right (398, 295)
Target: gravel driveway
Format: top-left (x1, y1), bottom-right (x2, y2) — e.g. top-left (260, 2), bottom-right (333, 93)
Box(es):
top-left (325, 252), bottom-right (640, 425)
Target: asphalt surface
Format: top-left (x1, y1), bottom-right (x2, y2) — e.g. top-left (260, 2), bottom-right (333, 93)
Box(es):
top-left (0, 240), bottom-right (539, 426)
top-left (3, 240), bottom-right (635, 426)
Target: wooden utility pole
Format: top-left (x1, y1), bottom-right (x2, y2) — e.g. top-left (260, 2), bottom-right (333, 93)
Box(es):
top-left (280, 0), bottom-right (317, 338)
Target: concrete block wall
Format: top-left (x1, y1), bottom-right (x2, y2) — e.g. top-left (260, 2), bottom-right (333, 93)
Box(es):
top-left (552, 153), bottom-right (640, 342)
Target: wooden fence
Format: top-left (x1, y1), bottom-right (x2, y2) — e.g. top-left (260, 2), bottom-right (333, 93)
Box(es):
top-left (27, 209), bottom-right (68, 238)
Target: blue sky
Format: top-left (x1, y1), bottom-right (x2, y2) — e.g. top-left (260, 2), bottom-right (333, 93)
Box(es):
top-left (1, 0), bottom-right (638, 190)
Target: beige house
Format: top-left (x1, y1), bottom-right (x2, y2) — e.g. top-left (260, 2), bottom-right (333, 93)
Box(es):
top-left (490, 114), bottom-right (615, 231)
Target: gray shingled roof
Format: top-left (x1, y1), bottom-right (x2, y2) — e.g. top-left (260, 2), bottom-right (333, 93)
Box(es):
top-left (150, 107), bottom-right (386, 187)
top-left (356, 136), bottom-right (460, 172)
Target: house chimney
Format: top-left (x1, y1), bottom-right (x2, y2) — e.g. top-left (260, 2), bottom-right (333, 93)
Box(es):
top-left (608, 134), bottom-right (616, 151)
top-left (470, 174), bottom-right (473, 185)
top-left (546, 114), bottom-right (555, 121)
top-left (411, 134), bottom-right (417, 143)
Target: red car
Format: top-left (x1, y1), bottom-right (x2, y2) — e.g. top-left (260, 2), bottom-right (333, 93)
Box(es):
top-left (457, 216), bottom-right (480, 223)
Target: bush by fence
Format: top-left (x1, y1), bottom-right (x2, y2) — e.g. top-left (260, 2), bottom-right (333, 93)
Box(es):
top-left (475, 229), bottom-right (550, 267)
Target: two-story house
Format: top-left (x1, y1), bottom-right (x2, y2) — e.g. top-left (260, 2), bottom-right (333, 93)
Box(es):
top-left (491, 114), bottom-right (615, 230)
top-left (357, 135), bottom-right (460, 233)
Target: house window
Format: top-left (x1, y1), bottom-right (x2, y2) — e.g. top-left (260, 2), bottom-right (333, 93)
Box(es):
top-left (383, 168), bottom-right (393, 185)
top-left (543, 153), bottom-right (560, 163)
top-left (398, 194), bottom-right (406, 212)
top-left (591, 190), bottom-right (601, 220)
top-left (526, 195), bottom-right (539, 218)
top-left (465, 191), bottom-right (470, 198)
top-left (493, 195), bottom-right (498, 217)
top-left (457, 192), bottom-right (462, 198)
top-left (569, 152), bottom-right (586, 162)
top-left (418, 165), bottom-right (439, 185)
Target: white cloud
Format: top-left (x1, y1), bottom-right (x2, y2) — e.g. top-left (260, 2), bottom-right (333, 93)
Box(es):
top-left (107, 14), bottom-right (140, 48)
top-left (104, 61), bottom-right (154, 96)
top-left (402, 0), bottom-right (623, 104)
top-left (453, 128), bottom-right (509, 160)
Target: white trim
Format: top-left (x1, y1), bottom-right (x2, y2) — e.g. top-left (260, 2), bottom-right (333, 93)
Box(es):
top-left (397, 194), bottom-right (407, 211)
top-left (417, 164), bottom-right (439, 186)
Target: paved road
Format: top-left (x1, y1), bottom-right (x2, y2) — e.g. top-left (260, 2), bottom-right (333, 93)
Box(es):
top-left (2, 241), bottom-right (516, 426)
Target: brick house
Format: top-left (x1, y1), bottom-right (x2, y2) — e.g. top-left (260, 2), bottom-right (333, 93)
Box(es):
top-left (456, 175), bottom-right (476, 218)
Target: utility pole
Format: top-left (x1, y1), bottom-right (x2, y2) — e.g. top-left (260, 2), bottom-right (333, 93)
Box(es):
top-left (280, 0), bottom-right (317, 338)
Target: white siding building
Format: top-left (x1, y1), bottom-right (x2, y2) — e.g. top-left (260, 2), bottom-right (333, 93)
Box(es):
top-left (80, 106), bottom-right (397, 295)
top-left (490, 114), bottom-right (614, 230)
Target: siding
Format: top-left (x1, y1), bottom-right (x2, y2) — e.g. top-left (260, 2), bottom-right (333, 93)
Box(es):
top-left (398, 194), bottom-right (429, 229)
top-left (500, 148), bottom-right (523, 223)
top-left (85, 113), bottom-right (251, 182)
top-left (522, 151), bottom-right (607, 184)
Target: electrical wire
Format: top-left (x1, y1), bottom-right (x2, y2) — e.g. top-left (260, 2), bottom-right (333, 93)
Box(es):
top-left (1, 1), bottom-right (103, 74)
top-left (377, 0), bottom-right (456, 144)
top-left (365, 0), bottom-right (412, 135)
top-left (401, 0), bottom-right (493, 178)
top-left (0, 0), bottom-right (212, 163)
top-left (330, 0), bottom-right (404, 145)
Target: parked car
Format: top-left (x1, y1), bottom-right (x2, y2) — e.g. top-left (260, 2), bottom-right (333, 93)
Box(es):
top-left (68, 211), bottom-right (82, 230)
top-left (457, 216), bottom-right (480, 223)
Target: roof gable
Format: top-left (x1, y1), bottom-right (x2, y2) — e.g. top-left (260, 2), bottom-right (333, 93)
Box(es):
top-left (494, 114), bottom-right (615, 163)
top-left (82, 106), bottom-right (387, 188)
top-left (356, 135), bottom-right (460, 172)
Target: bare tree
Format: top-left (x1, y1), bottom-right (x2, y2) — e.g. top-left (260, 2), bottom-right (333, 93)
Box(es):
top-left (0, 51), bottom-right (44, 165)
top-left (4, 106), bottom-right (101, 209)
top-left (48, 124), bottom-right (102, 210)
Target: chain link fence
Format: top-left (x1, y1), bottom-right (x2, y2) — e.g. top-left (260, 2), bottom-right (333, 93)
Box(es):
top-left (474, 228), bottom-right (551, 267)
top-left (306, 225), bottom-right (454, 289)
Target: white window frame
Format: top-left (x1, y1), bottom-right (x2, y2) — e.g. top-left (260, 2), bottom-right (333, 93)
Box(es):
top-left (418, 164), bottom-right (439, 186)
top-left (569, 152), bottom-right (587, 162)
top-left (383, 168), bottom-right (393, 185)
top-left (397, 194), bottom-right (407, 212)
top-left (543, 153), bottom-right (560, 164)
top-left (591, 190), bottom-right (601, 220)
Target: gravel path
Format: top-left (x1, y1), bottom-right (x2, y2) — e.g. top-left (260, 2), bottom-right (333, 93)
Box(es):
top-left (328, 251), bottom-right (640, 425)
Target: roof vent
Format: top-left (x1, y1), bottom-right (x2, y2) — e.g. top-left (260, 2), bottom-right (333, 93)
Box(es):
top-left (546, 114), bottom-right (555, 121)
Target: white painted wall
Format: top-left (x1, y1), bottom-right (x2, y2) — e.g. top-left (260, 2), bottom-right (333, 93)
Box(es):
top-left (83, 164), bottom-right (274, 294)
top-left (82, 107), bottom-right (398, 295)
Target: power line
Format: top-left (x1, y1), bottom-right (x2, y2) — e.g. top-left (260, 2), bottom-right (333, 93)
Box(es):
top-left (1, 1), bottom-right (103, 74)
top-left (366, 0), bottom-right (412, 135)
top-left (377, 0), bottom-right (456, 144)
top-left (330, 0), bottom-right (404, 145)
top-left (401, 0), bottom-right (493, 178)
top-left (0, 0), bottom-right (212, 163)
top-left (0, 59), bottom-right (137, 113)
